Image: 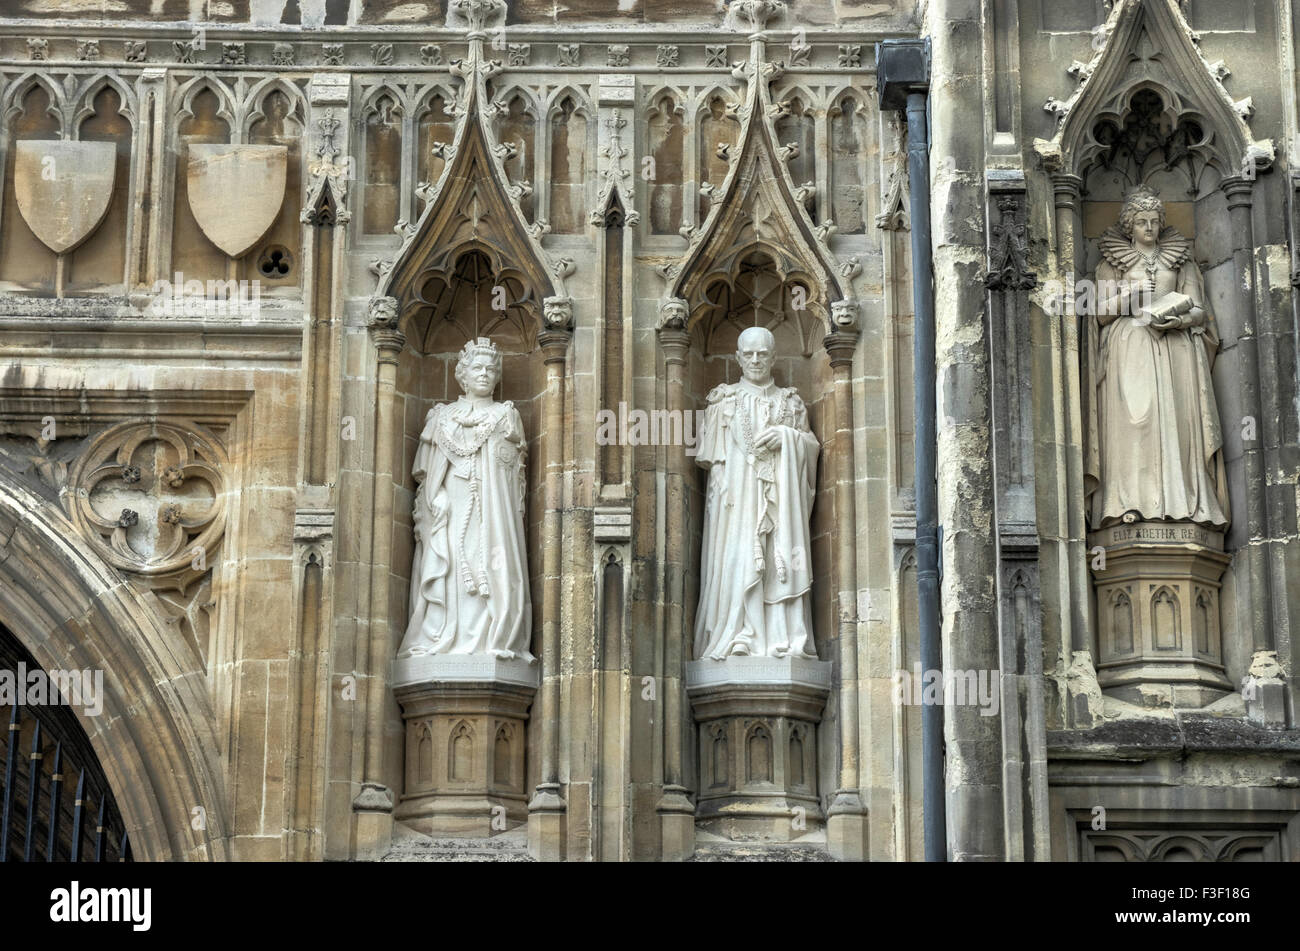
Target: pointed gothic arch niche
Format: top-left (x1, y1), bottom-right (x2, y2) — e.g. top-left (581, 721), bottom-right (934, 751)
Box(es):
top-left (774, 94), bottom-right (817, 223)
top-left (493, 90), bottom-right (537, 223)
top-left (829, 91), bottom-right (872, 234)
top-left (0, 80), bottom-right (60, 289)
top-left (647, 92), bottom-right (685, 235)
top-left (246, 83), bottom-right (304, 290)
top-left (547, 94), bottom-right (590, 235)
top-left (362, 91), bottom-right (403, 236)
top-left (676, 244), bottom-right (836, 662)
top-left (171, 83), bottom-right (233, 283)
top-left (697, 92), bottom-right (741, 224)
top-left (896, 545), bottom-right (922, 857)
top-left (378, 78), bottom-right (564, 816)
top-left (416, 89), bottom-right (457, 206)
top-left (389, 241), bottom-right (548, 679)
top-left (1075, 82), bottom-right (1224, 257)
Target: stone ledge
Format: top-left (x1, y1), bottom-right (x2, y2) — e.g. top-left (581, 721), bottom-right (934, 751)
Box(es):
top-left (685, 656), bottom-right (832, 690)
top-left (1048, 715), bottom-right (1300, 760)
top-left (392, 653), bottom-right (539, 689)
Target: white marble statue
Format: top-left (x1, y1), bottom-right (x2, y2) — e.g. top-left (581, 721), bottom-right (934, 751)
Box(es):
top-left (1085, 185), bottom-right (1230, 530)
top-left (694, 325), bottom-right (820, 660)
top-left (399, 337), bottom-right (534, 660)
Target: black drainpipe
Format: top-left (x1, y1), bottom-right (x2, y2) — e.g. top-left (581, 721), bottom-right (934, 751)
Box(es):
top-left (878, 38), bottom-right (944, 862)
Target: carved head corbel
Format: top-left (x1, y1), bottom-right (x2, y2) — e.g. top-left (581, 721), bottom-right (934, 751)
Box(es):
top-left (367, 295), bottom-right (400, 331)
top-left (658, 296), bottom-right (688, 331)
top-left (543, 296), bottom-right (573, 329)
top-left (831, 299), bottom-right (859, 331)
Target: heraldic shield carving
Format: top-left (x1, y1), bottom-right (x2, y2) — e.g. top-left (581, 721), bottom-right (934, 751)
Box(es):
top-left (14, 140), bottom-right (116, 254)
top-left (187, 144), bottom-right (287, 258)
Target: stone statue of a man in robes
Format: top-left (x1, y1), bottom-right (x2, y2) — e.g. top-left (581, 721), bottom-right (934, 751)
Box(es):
top-left (398, 337), bottom-right (534, 661)
top-left (694, 325), bottom-right (820, 660)
top-left (1084, 185), bottom-right (1230, 530)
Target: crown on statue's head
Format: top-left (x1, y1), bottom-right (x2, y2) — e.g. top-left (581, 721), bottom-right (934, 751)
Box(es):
top-left (458, 336), bottom-right (501, 364)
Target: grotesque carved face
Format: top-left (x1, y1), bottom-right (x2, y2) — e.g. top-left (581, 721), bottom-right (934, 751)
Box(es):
top-left (736, 326), bottom-right (776, 386)
top-left (457, 352), bottom-right (501, 398)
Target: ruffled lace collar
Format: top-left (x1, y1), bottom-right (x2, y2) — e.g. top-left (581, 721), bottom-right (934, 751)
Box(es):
top-left (1098, 225), bottom-right (1192, 272)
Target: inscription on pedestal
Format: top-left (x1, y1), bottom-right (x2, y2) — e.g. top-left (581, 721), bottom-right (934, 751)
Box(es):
top-left (1093, 521), bottom-right (1224, 551)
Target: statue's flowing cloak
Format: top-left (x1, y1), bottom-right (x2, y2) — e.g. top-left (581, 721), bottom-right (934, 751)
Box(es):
top-left (401, 397), bottom-right (533, 659)
top-left (1083, 225), bottom-right (1229, 529)
top-left (693, 380), bottom-right (820, 660)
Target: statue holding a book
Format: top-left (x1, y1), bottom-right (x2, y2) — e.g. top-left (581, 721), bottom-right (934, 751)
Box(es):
top-left (1084, 185), bottom-right (1230, 530)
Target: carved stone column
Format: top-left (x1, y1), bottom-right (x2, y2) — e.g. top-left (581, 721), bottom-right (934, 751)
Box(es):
top-left (655, 299), bottom-right (695, 860)
top-left (929, 0), bottom-right (1006, 858)
top-left (1048, 170), bottom-right (1104, 728)
top-left (352, 296), bottom-right (403, 858)
top-left (528, 308), bottom-right (571, 860)
top-left (823, 321), bottom-right (869, 860)
top-left (1222, 176), bottom-right (1288, 726)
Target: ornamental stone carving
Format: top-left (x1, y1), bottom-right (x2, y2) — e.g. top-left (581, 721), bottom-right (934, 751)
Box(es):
top-left (67, 420), bottom-right (228, 578)
top-left (542, 296), bottom-right (573, 329)
top-left (657, 297), bottom-right (688, 331)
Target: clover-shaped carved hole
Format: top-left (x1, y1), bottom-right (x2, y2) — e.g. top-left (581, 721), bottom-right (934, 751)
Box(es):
top-left (257, 245), bottom-right (293, 279)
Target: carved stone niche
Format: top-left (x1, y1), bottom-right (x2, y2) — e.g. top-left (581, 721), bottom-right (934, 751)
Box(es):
top-left (686, 658), bottom-right (830, 841)
top-left (393, 656), bottom-right (538, 836)
top-left (1089, 522), bottom-right (1232, 708)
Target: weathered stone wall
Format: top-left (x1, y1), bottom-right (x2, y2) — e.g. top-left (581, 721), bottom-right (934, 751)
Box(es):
top-left (0, 0), bottom-right (1295, 863)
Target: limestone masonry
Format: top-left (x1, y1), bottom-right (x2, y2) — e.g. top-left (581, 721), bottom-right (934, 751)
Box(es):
top-left (0, 0), bottom-right (1297, 862)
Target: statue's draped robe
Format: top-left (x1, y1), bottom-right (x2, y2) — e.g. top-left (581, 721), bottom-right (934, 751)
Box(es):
top-left (694, 379), bottom-right (819, 660)
top-left (1084, 226), bottom-right (1229, 529)
top-left (400, 396), bottom-right (533, 660)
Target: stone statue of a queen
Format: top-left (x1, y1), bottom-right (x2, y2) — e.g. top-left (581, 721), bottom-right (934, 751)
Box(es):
top-left (1084, 184), bottom-right (1230, 530)
top-left (399, 336), bottom-right (534, 661)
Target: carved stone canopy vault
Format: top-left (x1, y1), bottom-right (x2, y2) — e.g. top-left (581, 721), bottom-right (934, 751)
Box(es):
top-left (406, 244), bottom-right (538, 352)
top-left (697, 248), bottom-right (823, 356)
top-left (1035, 0), bottom-right (1273, 182)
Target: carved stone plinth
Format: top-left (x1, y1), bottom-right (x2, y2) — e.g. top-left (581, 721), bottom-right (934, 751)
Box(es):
top-left (392, 655), bottom-right (538, 837)
top-left (686, 657), bottom-right (831, 842)
top-left (1089, 522), bottom-right (1232, 708)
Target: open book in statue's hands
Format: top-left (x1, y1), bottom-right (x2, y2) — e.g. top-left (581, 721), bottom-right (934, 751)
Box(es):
top-left (1134, 290), bottom-right (1192, 330)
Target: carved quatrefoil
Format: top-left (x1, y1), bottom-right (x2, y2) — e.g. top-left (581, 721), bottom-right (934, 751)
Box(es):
top-left (67, 420), bottom-right (228, 578)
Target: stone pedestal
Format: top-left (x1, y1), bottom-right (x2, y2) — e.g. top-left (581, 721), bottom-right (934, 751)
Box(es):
top-left (686, 657), bottom-right (831, 841)
top-left (1089, 522), bottom-right (1233, 708)
top-left (392, 654), bottom-right (538, 837)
